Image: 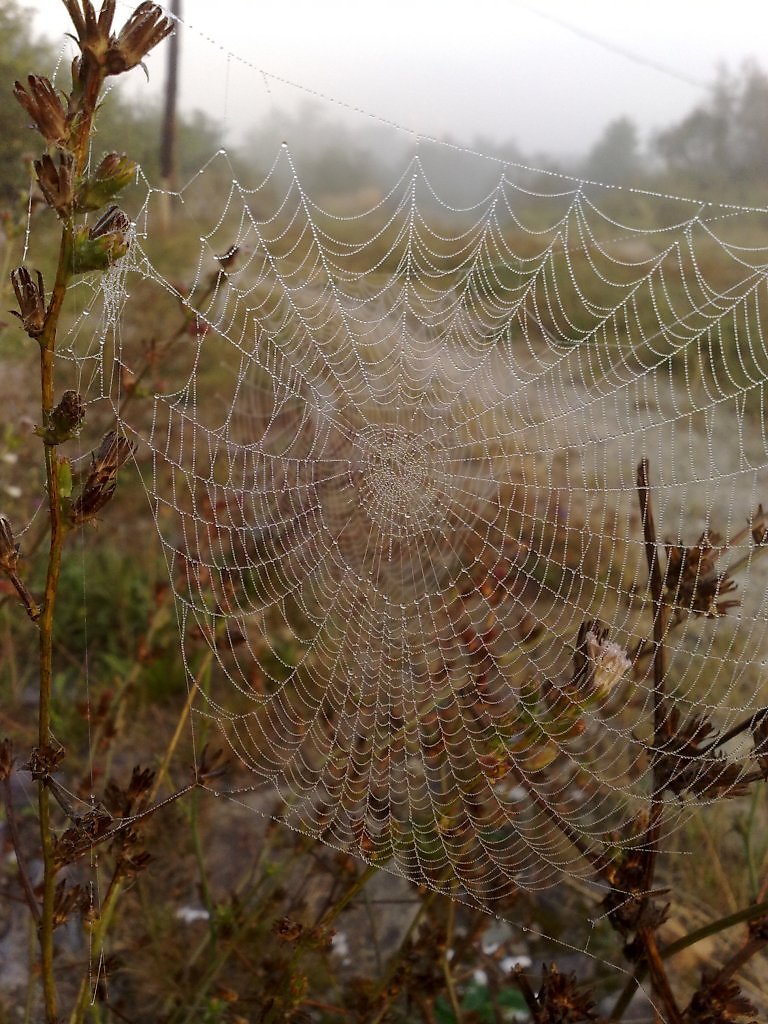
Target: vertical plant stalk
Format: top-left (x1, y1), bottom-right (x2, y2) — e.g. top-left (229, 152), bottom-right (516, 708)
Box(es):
top-left (636, 458), bottom-right (668, 746)
top-left (35, 84), bottom-right (105, 1015)
top-left (34, 39), bottom-right (110, 1024)
top-left (368, 891), bottom-right (438, 1024)
top-left (11, 6), bottom-right (173, 1018)
top-left (634, 459), bottom-right (682, 1024)
top-left (609, 896), bottom-right (768, 1019)
top-left (1, 763), bottom-right (41, 926)
top-left (36, 224), bottom-right (74, 1024)
top-left (441, 895), bottom-right (465, 1024)
top-left (67, 871), bottom-right (123, 1024)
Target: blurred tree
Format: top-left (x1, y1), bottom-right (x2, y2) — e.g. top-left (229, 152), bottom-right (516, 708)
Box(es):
top-left (0, 1), bottom-right (54, 206)
top-left (242, 102), bottom-right (380, 197)
top-left (582, 116), bottom-right (643, 184)
top-left (655, 63), bottom-right (768, 198)
top-left (97, 103), bottom-right (223, 183)
top-left (0, 0), bottom-right (220, 210)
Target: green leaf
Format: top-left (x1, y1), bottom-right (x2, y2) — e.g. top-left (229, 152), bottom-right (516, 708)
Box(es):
top-left (56, 457), bottom-right (73, 498)
top-left (435, 981), bottom-right (530, 1022)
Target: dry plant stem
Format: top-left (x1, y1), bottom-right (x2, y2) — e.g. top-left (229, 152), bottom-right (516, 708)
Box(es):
top-left (511, 766), bottom-right (613, 881)
top-left (69, 638), bottom-right (211, 1023)
top-left (609, 896), bottom-right (768, 1019)
top-left (642, 932), bottom-right (682, 1024)
top-left (68, 783), bottom-right (199, 1024)
top-left (257, 864), bottom-right (380, 1024)
top-left (442, 895), bottom-right (465, 1024)
top-left (701, 704), bottom-right (768, 754)
top-left (362, 885), bottom-right (384, 973)
top-left (319, 861), bottom-right (379, 928)
top-left (118, 272), bottom-right (222, 419)
top-left (95, 598), bottom-right (171, 782)
top-left (1, 772), bottom-right (41, 925)
top-left (189, 782), bottom-right (217, 954)
top-left (663, 897), bottom-right (768, 960)
top-left (5, 571), bottom-right (40, 621)
top-left (149, 647), bottom-right (212, 803)
top-left (512, 967), bottom-right (539, 1016)
top-left (36, 220), bottom-right (75, 1024)
top-left (67, 870), bottom-right (123, 1024)
top-left (636, 459), bottom-right (668, 746)
top-left (482, 964), bottom-right (507, 1024)
top-left (707, 933), bottom-right (768, 989)
top-left (34, 30), bottom-right (107, 1009)
top-left (368, 891), bottom-right (438, 1024)
top-left (635, 460), bottom-right (683, 1023)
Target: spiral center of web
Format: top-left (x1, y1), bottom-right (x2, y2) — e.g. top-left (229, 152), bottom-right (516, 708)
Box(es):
top-left (353, 424), bottom-right (446, 540)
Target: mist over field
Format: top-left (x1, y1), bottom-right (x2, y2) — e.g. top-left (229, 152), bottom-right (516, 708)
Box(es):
top-left (20, 0), bottom-right (768, 184)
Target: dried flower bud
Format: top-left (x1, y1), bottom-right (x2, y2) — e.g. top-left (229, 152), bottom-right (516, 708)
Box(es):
top-left (75, 152), bottom-right (137, 212)
top-left (654, 706), bottom-right (751, 800)
top-left (13, 75), bottom-right (70, 145)
top-left (106, 765), bottom-right (155, 817)
top-left (0, 515), bottom-right (19, 576)
top-left (273, 917), bottom-right (303, 942)
top-left (37, 390), bottom-right (85, 445)
top-left (118, 848), bottom-right (152, 877)
top-left (70, 430), bottom-right (136, 524)
top-left (751, 503), bottom-right (768, 545)
top-left (10, 267), bottom-right (46, 338)
top-left (196, 744), bottom-right (227, 782)
top-left (52, 880), bottom-right (89, 929)
top-left (664, 533), bottom-right (739, 616)
top-left (687, 972), bottom-right (757, 1024)
top-left (569, 619), bottom-right (631, 702)
top-left (109, 2), bottom-right (174, 75)
top-left (65, 0), bottom-right (173, 77)
top-left (683, 758), bottom-right (751, 801)
top-left (89, 203), bottom-right (131, 240)
top-left (34, 152), bottom-right (75, 218)
top-left (62, 0), bottom-right (116, 61)
top-left (72, 205), bottom-right (131, 274)
top-left (53, 809), bottom-right (112, 867)
top-left (24, 743), bottom-right (66, 781)
top-left (533, 963), bottom-right (599, 1022)
top-left (126, 765), bottom-right (155, 804)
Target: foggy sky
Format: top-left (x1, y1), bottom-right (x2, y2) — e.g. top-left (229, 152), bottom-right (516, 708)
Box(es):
top-left (24, 0), bottom-right (768, 156)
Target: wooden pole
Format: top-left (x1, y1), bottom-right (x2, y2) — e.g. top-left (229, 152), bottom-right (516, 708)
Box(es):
top-left (159, 0), bottom-right (181, 230)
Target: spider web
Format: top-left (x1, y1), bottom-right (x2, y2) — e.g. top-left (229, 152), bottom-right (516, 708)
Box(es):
top-left (59, 137), bottom-right (768, 926)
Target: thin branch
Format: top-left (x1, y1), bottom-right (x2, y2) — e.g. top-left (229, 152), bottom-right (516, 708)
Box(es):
top-left (610, 897), bottom-right (768, 1019)
top-left (633, 460), bottom-right (682, 1023)
top-left (511, 766), bottom-right (614, 882)
top-left (700, 704), bottom-right (768, 755)
top-left (636, 458), bottom-right (669, 744)
top-left (4, 571), bottom-right (40, 622)
top-left (1, 770), bottom-right (41, 925)
top-left (441, 897), bottom-right (465, 1024)
top-left (640, 926), bottom-right (683, 1024)
top-left (511, 966), bottom-right (540, 1015)
top-left (704, 933), bottom-right (768, 989)
top-left (662, 898), bottom-right (768, 961)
